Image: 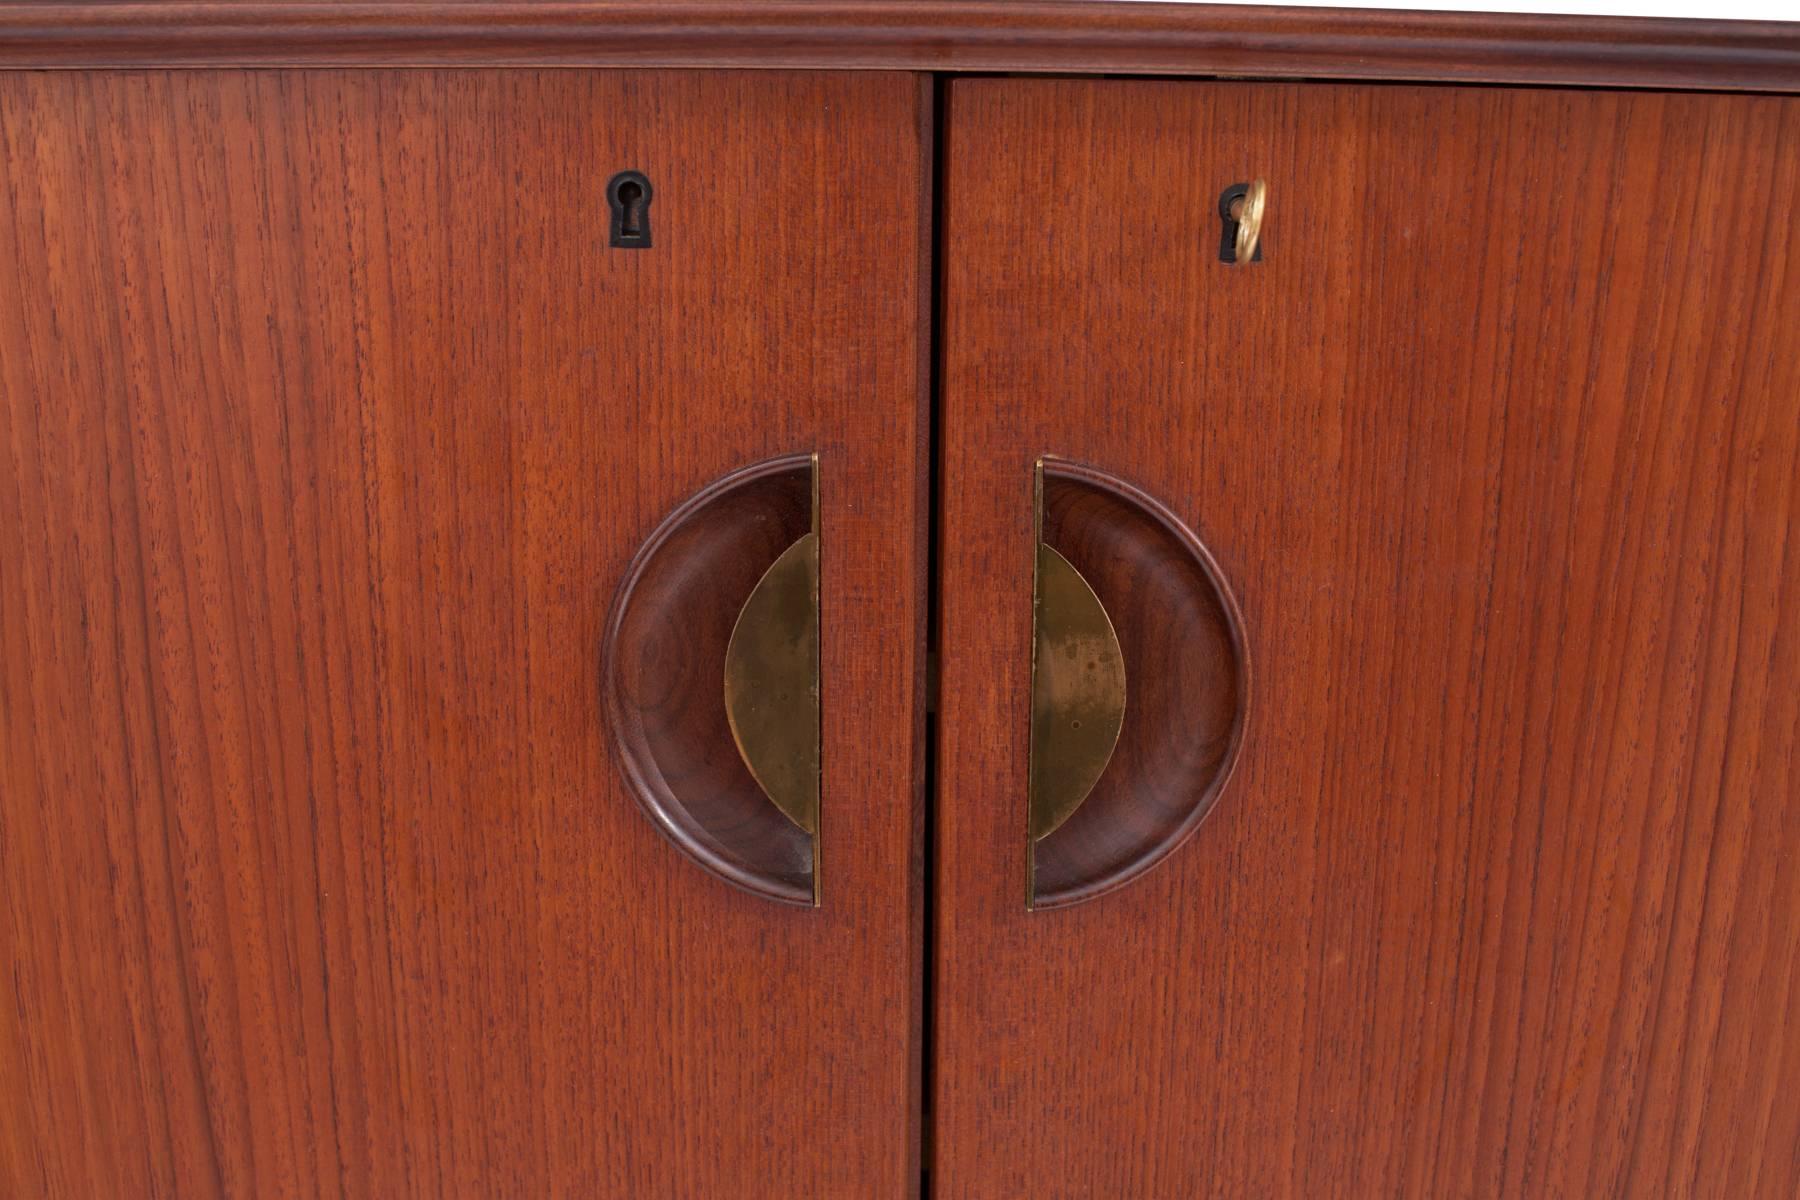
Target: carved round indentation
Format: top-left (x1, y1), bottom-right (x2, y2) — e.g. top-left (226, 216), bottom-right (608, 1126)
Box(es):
top-left (602, 454), bottom-right (815, 905)
top-left (1031, 460), bottom-right (1250, 908)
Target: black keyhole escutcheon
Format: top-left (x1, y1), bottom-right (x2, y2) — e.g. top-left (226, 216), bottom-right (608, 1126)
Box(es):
top-left (608, 170), bottom-right (653, 249)
top-left (1218, 182), bottom-right (1261, 264)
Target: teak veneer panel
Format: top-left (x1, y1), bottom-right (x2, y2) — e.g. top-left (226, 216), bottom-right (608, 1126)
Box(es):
top-left (0, 68), bottom-right (930, 1197)
top-left (936, 78), bottom-right (1800, 1198)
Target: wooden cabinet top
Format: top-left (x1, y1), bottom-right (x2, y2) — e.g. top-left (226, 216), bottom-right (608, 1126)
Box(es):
top-left (1, 1), bottom-right (1798, 93)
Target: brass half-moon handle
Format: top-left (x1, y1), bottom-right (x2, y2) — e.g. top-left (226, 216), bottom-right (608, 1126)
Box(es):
top-left (1029, 474), bottom-right (1128, 843)
top-left (724, 528), bottom-right (821, 837)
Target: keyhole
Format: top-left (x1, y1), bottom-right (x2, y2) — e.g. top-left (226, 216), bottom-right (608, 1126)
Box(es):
top-left (1217, 182), bottom-right (1260, 264)
top-left (607, 170), bottom-right (654, 249)
top-left (617, 181), bottom-right (644, 236)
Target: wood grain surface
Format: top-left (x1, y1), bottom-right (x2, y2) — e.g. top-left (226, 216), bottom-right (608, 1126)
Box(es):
top-left (0, 2), bottom-right (1798, 93)
top-left (935, 77), bottom-right (1800, 1197)
top-left (0, 68), bottom-right (930, 1197)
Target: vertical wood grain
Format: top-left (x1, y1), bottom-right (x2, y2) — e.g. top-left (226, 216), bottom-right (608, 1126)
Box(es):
top-left (935, 78), bottom-right (1800, 1198)
top-left (0, 68), bottom-right (929, 1197)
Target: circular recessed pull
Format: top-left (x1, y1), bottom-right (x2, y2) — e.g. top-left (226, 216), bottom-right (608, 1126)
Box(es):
top-left (1233, 177), bottom-right (1267, 264)
top-left (1028, 458), bottom-right (1250, 909)
top-left (602, 453), bottom-right (820, 906)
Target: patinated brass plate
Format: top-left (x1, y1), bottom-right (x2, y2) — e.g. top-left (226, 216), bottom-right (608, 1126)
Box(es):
top-left (1028, 542), bottom-right (1127, 841)
top-left (723, 530), bottom-right (821, 836)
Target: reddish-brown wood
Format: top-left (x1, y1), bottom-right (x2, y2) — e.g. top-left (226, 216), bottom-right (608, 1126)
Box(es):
top-left (0, 2), bottom-right (1798, 93)
top-left (937, 78), bottom-right (1800, 1197)
top-left (0, 68), bottom-right (930, 1197)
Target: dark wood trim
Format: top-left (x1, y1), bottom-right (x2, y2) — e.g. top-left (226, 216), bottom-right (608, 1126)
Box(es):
top-left (1, 2), bottom-right (1797, 92)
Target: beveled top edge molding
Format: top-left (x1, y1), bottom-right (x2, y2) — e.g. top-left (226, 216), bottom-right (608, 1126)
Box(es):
top-left (0, 1), bottom-right (1797, 92)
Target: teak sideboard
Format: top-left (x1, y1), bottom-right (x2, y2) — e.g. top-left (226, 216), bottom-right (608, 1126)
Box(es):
top-left (2, 3), bottom-right (1798, 1196)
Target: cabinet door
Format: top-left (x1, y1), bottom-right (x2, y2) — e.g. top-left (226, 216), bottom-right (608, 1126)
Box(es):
top-left (0, 70), bottom-right (928, 1197)
top-left (936, 79), bottom-right (1800, 1196)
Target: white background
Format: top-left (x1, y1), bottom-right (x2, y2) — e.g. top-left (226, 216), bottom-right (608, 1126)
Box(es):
top-left (1116, 0), bottom-right (1798, 19)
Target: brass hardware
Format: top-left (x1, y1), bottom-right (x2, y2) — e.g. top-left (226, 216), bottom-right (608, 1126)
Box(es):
top-left (1232, 178), bottom-right (1267, 265)
top-left (723, 458), bottom-right (821, 848)
top-left (1028, 462), bottom-right (1127, 844)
